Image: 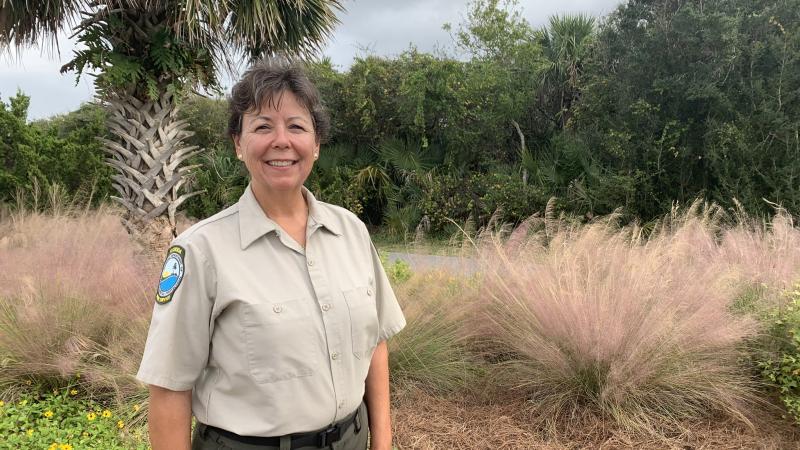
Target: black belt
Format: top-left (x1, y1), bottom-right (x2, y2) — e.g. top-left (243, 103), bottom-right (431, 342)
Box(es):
top-left (201, 405), bottom-right (362, 449)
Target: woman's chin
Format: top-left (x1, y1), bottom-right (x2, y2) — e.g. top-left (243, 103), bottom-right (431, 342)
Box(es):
top-left (252, 178), bottom-right (305, 196)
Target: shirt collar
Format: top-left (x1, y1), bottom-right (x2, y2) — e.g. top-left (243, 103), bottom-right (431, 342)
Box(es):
top-left (304, 186), bottom-right (342, 237)
top-left (238, 184), bottom-right (342, 250)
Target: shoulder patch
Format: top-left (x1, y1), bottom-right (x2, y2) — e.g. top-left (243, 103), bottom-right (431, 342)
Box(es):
top-left (156, 245), bottom-right (186, 304)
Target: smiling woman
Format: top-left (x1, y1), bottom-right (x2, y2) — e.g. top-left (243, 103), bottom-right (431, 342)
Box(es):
top-left (136, 58), bottom-right (406, 450)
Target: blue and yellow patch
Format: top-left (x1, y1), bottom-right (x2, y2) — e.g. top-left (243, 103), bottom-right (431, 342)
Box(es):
top-left (156, 245), bottom-right (185, 304)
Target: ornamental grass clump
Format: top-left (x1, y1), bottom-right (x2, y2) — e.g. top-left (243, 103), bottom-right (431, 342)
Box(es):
top-left (719, 209), bottom-right (800, 301)
top-left (389, 269), bottom-right (484, 395)
top-left (474, 208), bottom-right (762, 434)
top-left (0, 204), bottom-right (153, 402)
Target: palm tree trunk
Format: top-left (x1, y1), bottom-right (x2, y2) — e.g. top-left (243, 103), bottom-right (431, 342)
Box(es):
top-left (101, 90), bottom-right (202, 238)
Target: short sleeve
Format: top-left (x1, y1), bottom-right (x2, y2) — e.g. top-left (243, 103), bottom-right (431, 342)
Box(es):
top-left (136, 239), bottom-right (216, 391)
top-left (370, 242), bottom-right (406, 341)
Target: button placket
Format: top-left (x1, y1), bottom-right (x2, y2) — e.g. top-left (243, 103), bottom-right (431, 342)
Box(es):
top-left (304, 242), bottom-right (347, 421)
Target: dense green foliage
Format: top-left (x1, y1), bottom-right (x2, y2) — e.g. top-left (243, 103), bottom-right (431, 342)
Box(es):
top-left (0, 388), bottom-right (147, 450)
top-left (572, 0), bottom-right (800, 219)
top-left (759, 286), bottom-right (800, 425)
top-left (0, 92), bottom-right (111, 205)
top-left (176, 0), bottom-right (799, 234)
top-left (2, 0), bottom-right (798, 234)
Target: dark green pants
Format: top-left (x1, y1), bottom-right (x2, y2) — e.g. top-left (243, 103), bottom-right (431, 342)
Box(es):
top-left (191, 402), bottom-right (369, 450)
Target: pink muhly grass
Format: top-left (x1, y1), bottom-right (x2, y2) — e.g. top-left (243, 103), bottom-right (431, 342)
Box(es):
top-left (0, 205), bottom-right (155, 401)
top-left (719, 211), bottom-right (800, 300)
top-left (473, 211), bottom-right (762, 433)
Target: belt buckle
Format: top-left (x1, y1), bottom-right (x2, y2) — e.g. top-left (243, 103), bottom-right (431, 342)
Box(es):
top-left (317, 424), bottom-right (341, 447)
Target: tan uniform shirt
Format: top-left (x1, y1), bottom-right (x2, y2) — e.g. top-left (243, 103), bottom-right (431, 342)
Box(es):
top-left (136, 185), bottom-right (406, 437)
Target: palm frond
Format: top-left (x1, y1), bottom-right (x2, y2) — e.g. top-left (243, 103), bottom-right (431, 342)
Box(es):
top-left (0, 0), bottom-right (85, 48)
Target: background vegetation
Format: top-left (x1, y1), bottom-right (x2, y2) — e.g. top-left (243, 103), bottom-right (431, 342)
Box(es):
top-left (3, 0), bottom-right (799, 238)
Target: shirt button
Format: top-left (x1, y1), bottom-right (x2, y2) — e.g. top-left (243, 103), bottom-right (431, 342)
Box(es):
top-left (331, 352), bottom-right (339, 360)
top-left (321, 304), bottom-right (331, 312)
top-left (273, 305), bottom-right (283, 313)
top-left (367, 288), bottom-right (373, 296)
top-left (307, 259), bottom-right (314, 266)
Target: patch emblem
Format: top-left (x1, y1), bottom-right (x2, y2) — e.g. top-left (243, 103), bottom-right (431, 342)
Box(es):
top-left (156, 245), bottom-right (185, 304)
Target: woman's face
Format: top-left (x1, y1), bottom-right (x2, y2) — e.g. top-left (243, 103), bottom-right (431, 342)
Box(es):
top-left (234, 90), bottom-right (319, 198)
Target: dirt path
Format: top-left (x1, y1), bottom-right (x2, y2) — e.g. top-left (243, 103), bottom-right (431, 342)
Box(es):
top-left (386, 252), bottom-right (479, 275)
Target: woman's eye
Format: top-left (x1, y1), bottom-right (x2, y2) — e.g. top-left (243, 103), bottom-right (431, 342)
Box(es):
top-left (255, 125), bottom-right (270, 131)
top-left (289, 124), bottom-right (306, 131)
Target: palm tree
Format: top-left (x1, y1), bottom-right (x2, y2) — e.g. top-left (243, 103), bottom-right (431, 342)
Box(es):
top-left (535, 13), bottom-right (595, 129)
top-left (0, 0), bottom-right (342, 235)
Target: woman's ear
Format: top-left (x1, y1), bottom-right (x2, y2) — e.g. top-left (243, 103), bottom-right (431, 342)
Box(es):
top-left (233, 134), bottom-right (242, 159)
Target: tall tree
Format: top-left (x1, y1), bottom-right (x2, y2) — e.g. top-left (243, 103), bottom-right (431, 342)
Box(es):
top-left (0, 0), bottom-right (342, 233)
top-left (535, 14), bottom-right (595, 129)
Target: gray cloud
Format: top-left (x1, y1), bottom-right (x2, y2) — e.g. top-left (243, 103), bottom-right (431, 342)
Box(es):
top-left (0, 0), bottom-right (623, 120)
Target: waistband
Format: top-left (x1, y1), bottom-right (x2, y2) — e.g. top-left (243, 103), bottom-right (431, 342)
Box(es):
top-left (199, 403), bottom-right (363, 449)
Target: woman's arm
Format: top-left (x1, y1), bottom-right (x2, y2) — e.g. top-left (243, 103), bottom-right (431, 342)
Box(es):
top-left (148, 385), bottom-right (193, 450)
top-left (364, 340), bottom-right (392, 450)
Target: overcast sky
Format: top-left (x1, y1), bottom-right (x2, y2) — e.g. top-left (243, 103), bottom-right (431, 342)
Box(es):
top-left (0, 0), bottom-right (623, 120)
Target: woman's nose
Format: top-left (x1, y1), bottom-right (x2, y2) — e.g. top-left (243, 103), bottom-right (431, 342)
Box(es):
top-left (272, 125), bottom-right (290, 148)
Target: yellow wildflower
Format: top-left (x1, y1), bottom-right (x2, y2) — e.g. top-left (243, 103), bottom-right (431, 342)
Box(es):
top-left (44, 410), bottom-right (54, 418)
top-left (69, 389), bottom-right (78, 396)
top-left (18, 399), bottom-right (27, 406)
top-left (101, 409), bottom-right (112, 418)
top-left (60, 445), bottom-right (73, 450)
top-left (132, 404), bottom-right (140, 412)
top-left (48, 444), bottom-right (57, 450)
top-left (82, 432), bottom-right (88, 437)
top-left (26, 429), bottom-right (34, 436)
top-left (86, 412), bottom-right (97, 421)
top-left (0, 400), bottom-right (4, 407)
top-left (117, 420), bottom-right (125, 429)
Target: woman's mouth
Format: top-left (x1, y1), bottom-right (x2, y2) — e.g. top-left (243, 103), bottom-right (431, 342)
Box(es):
top-left (266, 160), bottom-right (297, 167)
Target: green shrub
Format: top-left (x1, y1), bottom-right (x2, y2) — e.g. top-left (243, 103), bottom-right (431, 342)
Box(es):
top-left (0, 388), bottom-right (147, 450)
top-left (480, 172), bottom-right (548, 225)
top-left (381, 254), bottom-right (413, 285)
top-left (759, 285), bottom-right (800, 425)
top-left (1, 93), bottom-right (112, 207)
top-left (419, 173), bottom-right (480, 235)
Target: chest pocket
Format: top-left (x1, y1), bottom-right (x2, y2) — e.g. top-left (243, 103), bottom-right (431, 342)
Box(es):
top-left (240, 299), bottom-right (315, 384)
top-left (343, 286), bottom-right (380, 359)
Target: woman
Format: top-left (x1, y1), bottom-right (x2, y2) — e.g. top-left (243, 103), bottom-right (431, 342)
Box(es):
top-left (137, 59), bottom-right (406, 450)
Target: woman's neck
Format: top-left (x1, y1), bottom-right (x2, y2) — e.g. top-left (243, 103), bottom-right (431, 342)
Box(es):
top-left (251, 184), bottom-right (307, 221)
